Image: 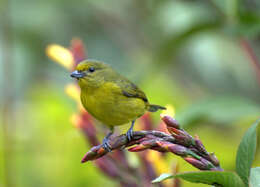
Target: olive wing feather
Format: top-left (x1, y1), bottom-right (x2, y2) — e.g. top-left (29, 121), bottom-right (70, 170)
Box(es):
top-left (116, 77), bottom-right (148, 103)
top-left (102, 70), bottom-right (165, 112)
top-left (103, 70), bottom-right (148, 102)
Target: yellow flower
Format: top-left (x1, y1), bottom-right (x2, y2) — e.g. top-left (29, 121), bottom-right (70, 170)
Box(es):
top-left (70, 113), bottom-right (81, 128)
top-left (146, 150), bottom-right (171, 186)
top-left (65, 84), bottom-right (84, 110)
top-left (65, 84), bottom-right (80, 102)
top-left (46, 44), bottom-right (74, 70)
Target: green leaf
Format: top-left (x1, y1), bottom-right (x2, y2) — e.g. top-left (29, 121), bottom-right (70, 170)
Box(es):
top-left (250, 167), bottom-right (260, 187)
top-left (152, 171), bottom-right (245, 187)
top-left (151, 173), bottom-right (173, 183)
top-left (236, 119), bottom-right (260, 186)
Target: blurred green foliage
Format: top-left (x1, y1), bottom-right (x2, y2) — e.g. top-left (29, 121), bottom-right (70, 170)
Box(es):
top-left (1, 0), bottom-right (260, 186)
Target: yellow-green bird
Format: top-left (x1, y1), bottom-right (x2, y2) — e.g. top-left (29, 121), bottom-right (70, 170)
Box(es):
top-left (70, 59), bottom-right (165, 151)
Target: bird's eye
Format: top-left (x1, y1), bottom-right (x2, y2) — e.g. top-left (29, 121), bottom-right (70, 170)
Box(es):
top-left (89, 67), bottom-right (95, 72)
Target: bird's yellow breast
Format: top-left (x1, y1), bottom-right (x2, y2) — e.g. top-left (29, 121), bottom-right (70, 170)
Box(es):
top-left (80, 82), bottom-right (146, 127)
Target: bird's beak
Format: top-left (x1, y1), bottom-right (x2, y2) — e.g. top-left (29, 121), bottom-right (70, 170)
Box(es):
top-left (70, 70), bottom-right (86, 79)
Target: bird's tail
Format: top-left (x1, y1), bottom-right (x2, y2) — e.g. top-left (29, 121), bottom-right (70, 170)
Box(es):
top-left (147, 104), bottom-right (166, 112)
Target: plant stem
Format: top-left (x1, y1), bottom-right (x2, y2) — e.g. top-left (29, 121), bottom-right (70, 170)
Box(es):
top-left (240, 38), bottom-right (260, 87)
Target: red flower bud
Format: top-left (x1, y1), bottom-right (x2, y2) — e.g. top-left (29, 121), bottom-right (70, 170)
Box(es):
top-left (161, 115), bottom-right (180, 129)
top-left (194, 135), bottom-right (207, 154)
top-left (184, 157), bottom-right (209, 170)
top-left (209, 153), bottom-right (220, 166)
top-left (70, 38), bottom-right (87, 65)
top-left (158, 141), bottom-right (188, 156)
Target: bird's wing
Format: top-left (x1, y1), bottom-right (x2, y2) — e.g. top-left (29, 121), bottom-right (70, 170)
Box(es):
top-left (115, 76), bottom-right (148, 103)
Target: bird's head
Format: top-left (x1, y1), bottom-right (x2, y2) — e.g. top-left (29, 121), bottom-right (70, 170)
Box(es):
top-left (70, 59), bottom-right (112, 89)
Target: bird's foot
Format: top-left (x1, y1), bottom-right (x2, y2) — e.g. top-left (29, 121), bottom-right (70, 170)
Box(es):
top-left (126, 128), bottom-right (134, 142)
top-left (101, 130), bottom-right (114, 152)
top-left (102, 137), bottom-right (112, 152)
top-left (126, 120), bottom-right (135, 142)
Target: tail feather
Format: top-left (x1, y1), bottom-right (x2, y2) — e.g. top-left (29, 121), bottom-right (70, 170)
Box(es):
top-left (148, 104), bottom-right (166, 112)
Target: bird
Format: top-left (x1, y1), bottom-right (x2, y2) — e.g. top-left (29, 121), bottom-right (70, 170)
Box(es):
top-left (70, 59), bottom-right (166, 151)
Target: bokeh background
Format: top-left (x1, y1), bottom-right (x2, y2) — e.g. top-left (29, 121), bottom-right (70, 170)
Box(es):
top-left (1, 0), bottom-right (260, 186)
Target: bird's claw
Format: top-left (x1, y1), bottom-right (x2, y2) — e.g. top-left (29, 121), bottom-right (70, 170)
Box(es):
top-left (102, 138), bottom-right (112, 152)
top-left (101, 130), bottom-right (114, 152)
top-left (102, 141), bottom-right (112, 152)
top-left (126, 129), bottom-right (134, 142)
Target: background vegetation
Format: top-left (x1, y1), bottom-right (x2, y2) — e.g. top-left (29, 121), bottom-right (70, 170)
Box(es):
top-left (1, 0), bottom-right (260, 186)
